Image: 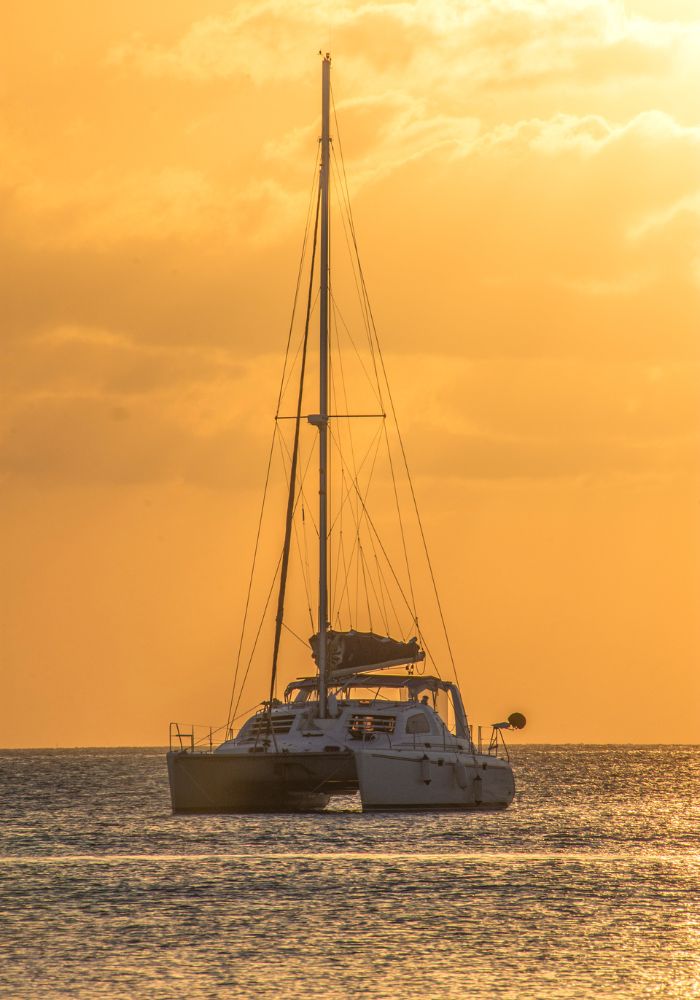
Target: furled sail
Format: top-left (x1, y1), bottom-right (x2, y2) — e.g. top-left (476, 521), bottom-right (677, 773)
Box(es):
top-left (309, 630), bottom-right (424, 678)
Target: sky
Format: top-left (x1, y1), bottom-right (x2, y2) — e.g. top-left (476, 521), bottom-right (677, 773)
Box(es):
top-left (1, 0), bottom-right (699, 747)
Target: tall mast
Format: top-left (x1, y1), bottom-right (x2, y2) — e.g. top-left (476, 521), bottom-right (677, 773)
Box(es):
top-left (317, 53), bottom-right (331, 717)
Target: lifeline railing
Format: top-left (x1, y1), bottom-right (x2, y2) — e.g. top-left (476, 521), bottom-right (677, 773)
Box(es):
top-left (471, 725), bottom-right (510, 761)
top-left (169, 722), bottom-right (230, 753)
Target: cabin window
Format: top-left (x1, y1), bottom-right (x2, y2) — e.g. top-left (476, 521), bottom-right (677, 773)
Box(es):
top-left (242, 714), bottom-right (296, 740)
top-left (348, 714), bottom-right (396, 738)
top-left (405, 713), bottom-right (431, 734)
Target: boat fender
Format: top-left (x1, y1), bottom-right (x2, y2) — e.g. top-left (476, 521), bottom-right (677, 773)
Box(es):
top-left (474, 772), bottom-right (483, 804)
top-left (455, 761), bottom-right (470, 789)
top-left (420, 754), bottom-right (432, 785)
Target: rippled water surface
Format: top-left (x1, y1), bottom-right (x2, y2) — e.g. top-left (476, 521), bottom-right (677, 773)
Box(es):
top-left (1, 746), bottom-right (698, 999)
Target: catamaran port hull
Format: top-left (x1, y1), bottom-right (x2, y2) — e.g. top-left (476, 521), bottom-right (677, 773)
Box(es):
top-left (166, 749), bottom-right (357, 813)
top-left (354, 750), bottom-right (515, 811)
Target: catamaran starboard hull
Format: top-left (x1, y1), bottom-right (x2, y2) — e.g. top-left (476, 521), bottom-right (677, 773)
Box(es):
top-left (354, 749), bottom-right (515, 811)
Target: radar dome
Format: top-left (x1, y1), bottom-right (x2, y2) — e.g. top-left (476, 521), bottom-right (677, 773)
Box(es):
top-left (508, 712), bottom-right (526, 730)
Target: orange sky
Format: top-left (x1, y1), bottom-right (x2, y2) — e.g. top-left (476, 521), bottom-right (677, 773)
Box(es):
top-left (2, 0), bottom-right (699, 747)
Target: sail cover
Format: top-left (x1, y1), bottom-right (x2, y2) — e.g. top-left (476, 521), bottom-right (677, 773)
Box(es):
top-left (309, 630), bottom-right (424, 677)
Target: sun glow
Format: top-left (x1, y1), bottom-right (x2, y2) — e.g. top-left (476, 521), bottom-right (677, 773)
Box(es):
top-left (1, 0), bottom-right (698, 746)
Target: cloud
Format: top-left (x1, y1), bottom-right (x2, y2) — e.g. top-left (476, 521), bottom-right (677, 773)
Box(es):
top-left (627, 189), bottom-right (700, 241)
top-left (409, 422), bottom-right (698, 483)
top-left (2, 96), bottom-right (697, 371)
top-left (437, 358), bottom-right (700, 441)
top-left (0, 376), bottom-right (276, 489)
top-left (390, 353), bottom-right (700, 482)
top-left (2, 0), bottom-right (698, 489)
top-left (471, 108), bottom-right (700, 159)
top-left (1, 325), bottom-right (244, 396)
top-left (109, 0), bottom-right (694, 92)
top-left (4, 332), bottom-right (696, 487)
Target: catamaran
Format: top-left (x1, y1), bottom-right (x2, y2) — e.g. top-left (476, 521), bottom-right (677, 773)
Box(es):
top-left (167, 55), bottom-right (525, 812)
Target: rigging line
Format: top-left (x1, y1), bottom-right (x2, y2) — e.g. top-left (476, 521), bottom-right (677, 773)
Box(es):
top-left (329, 158), bottom-right (376, 377)
top-left (329, 153), bottom-right (381, 395)
top-left (280, 288), bottom-right (320, 405)
top-left (293, 507), bottom-right (314, 631)
top-left (328, 321), bottom-right (345, 624)
top-left (330, 129), bottom-right (388, 440)
top-left (347, 438), bottom-right (384, 626)
top-left (376, 335), bottom-right (458, 683)
top-left (232, 547), bottom-right (284, 722)
top-left (355, 489), bottom-right (401, 637)
top-left (328, 305), bottom-right (337, 621)
top-left (274, 431), bottom-right (315, 631)
top-left (268, 180), bottom-right (321, 708)
top-left (329, 138), bottom-right (382, 399)
top-left (354, 510), bottom-right (360, 627)
top-left (226, 700), bottom-right (267, 739)
top-left (334, 304), bottom-right (417, 626)
top-left (329, 420), bottom-right (383, 588)
top-left (327, 136), bottom-right (333, 633)
top-left (330, 91), bottom-right (448, 677)
top-left (356, 500), bottom-right (393, 635)
top-left (330, 469), bottom-right (345, 627)
top-left (332, 100), bottom-right (457, 685)
top-left (329, 296), bottom-right (363, 624)
top-left (331, 422), bottom-right (372, 619)
top-left (331, 297), bottom-right (362, 551)
top-left (326, 407), bottom-right (383, 621)
top-left (227, 421), bottom-right (279, 731)
top-left (329, 425), bottom-right (383, 628)
top-left (344, 467), bottom-right (417, 626)
top-left (328, 364), bottom-right (341, 623)
top-left (340, 525), bottom-right (352, 627)
top-left (383, 418), bottom-right (418, 623)
top-left (328, 138), bottom-right (375, 343)
top-left (351, 479), bottom-right (393, 636)
top-left (327, 421), bottom-right (384, 625)
top-left (330, 292), bottom-right (382, 407)
top-left (330, 153), bottom-right (402, 634)
top-left (373, 548), bottom-right (396, 636)
top-left (333, 303), bottom-right (403, 634)
top-left (300, 498), bottom-right (315, 631)
top-left (358, 541), bottom-right (373, 630)
top-left (326, 419), bottom-right (383, 536)
top-left (276, 418), bottom-right (320, 538)
top-left (329, 151), bottom-right (369, 335)
top-left (228, 152), bottom-right (319, 729)
top-left (282, 620), bottom-right (309, 649)
top-left (275, 147), bottom-right (321, 417)
top-left (329, 365), bottom-right (363, 630)
top-left (328, 99), bottom-right (370, 326)
top-left (363, 516), bottom-right (403, 638)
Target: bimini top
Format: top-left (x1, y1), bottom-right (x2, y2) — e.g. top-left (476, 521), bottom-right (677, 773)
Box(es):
top-left (309, 629), bottom-right (424, 679)
top-left (285, 673), bottom-right (454, 701)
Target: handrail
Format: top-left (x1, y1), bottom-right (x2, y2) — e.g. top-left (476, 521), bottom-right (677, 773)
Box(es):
top-left (472, 724), bottom-right (510, 760)
top-left (169, 722), bottom-right (226, 753)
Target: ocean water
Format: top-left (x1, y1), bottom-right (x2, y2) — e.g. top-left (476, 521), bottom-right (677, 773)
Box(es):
top-left (0, 746), bottom-right (697, 1000)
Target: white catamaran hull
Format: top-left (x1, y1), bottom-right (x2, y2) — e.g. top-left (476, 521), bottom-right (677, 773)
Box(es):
top-left (354, 749), bottom-right (515, 811)
top-left (167, 741), bottom-right (515, 812)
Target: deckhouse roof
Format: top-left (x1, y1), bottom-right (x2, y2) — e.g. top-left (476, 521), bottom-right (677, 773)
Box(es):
top-left (284, 673), bottom-right (454, 700)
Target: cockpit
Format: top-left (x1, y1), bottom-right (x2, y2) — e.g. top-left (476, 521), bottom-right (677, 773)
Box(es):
top-left (283, 673), bottom-right (470, 740)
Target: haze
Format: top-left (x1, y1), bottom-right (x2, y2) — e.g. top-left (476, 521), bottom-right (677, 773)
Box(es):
top-left (2, 0), bottom-right (699, 747)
